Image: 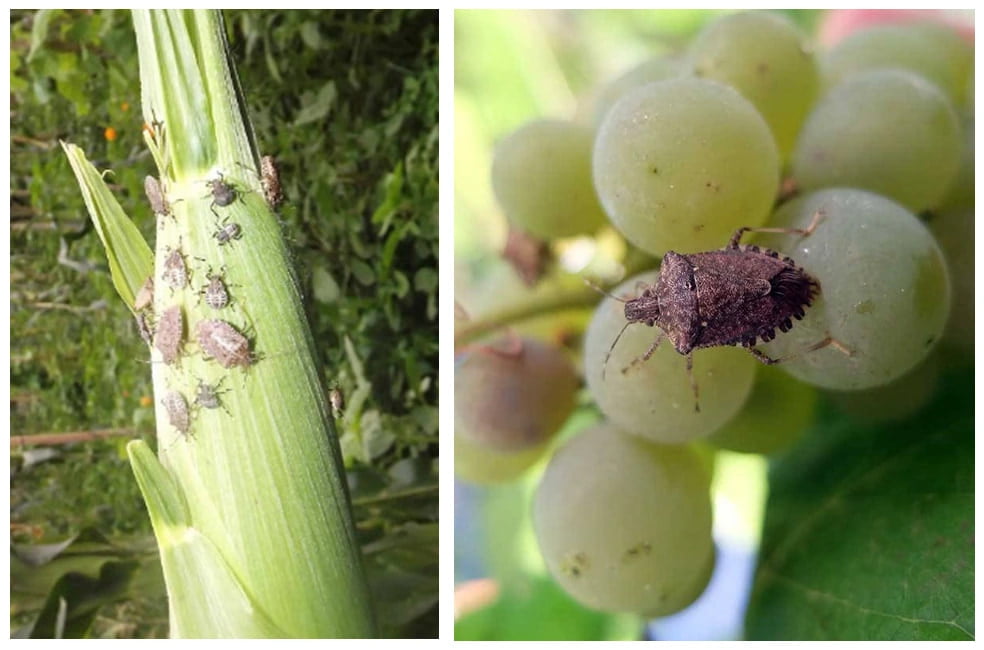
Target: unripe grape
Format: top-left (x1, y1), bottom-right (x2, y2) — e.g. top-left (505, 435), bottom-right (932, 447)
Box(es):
top-left (593, 78), bottom-right (779, 257)
top-left (454, 431), bottom-right (552, 485)
top-left (756, 189), bottom-right (951, 390)
top-left (584, 270), bottom-right (757, 444)
top-left (533, 423), bottom-right (714, 616)
top-left (791, 69), bottom-right (961, 212)
top-left (821, 22), bottom-right (972, 107)
top-left (584, 54), bottom-right (690, 127)
top-left (455, 337), bottom-right (578, 452)
top-left (691, 11), bottom-right (819, 161)
top-left (708, 365), bottom-right (817, 455)
top-left (492, 119), bottom-right (609, 239)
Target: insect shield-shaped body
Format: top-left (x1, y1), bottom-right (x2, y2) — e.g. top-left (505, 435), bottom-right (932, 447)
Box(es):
top-left (154, 305), bottom-right (185, 364)
top-left (162, 390), bottom-right (190, 435)
top-left (161, 246), bottom-right (189, 292)
top-left (213, 221), bottom-right (242, 246)
top-left (194, 378), bottom-right (230, 414)
top-left (197, 319), bottom-right (254, 369)
top-left (619, 218), bottom-right (825, 368)
top-left (206, 172), bottom-right (238, 212)
top-left (144, 175), bottom-right (171, 218)
top-left (200, 268), bottom-right (231, 310)
top-left (260, 155), bottom-right (285, 208)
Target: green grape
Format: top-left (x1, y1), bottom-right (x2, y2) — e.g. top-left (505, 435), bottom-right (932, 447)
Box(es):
top-left (691, 10), bottom-right (819, 162)
top-left (826, 352), bottom-right (940, 423)
top-left (454, 430), bottom-right (551, 485)
top-left (821, 22), bottom-right (972, 106)
top-left (491, 119), bottom-right (609, 239)
top-left (593, 78), bottom-right (779, 257)
top-left (455, 336), bottom-right (578, 452)
top-left (928, 207), bottom-right (974, 352)
top-left (583, 54), bottom-right (690, 127)
top-left (755, 189), bottom-right (951, 390)
top-left (707, 364), bottom-right (817, 455)
top-left (791, 69), bottom-right (961, 212)
top-left (532, 422), bottom-right (714, 616)
top-left (583, 270), bottom-right (757, 444)
top-left (937, 119), bottom-right (974, 212)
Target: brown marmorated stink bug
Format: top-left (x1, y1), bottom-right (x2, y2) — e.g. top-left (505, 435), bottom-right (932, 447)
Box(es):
top-left (605, 211), bottom-right (850, 410)
top-left (196, 318), bottom-right (255, 369)
top-left (260, 155), bottom-right (285, 208)
top-left (213, 220), bottom-right (243, 246)
top-left (199, 266), bottom-right (232, 310)
top-left (161, 245), bottom-right (189, 291)
top-left (205, 171), bottom-right (247, 218)
top-left (162, 390), bottom-right (191, 436)
top-left (144, 175), bottom-right (171, 218)
top-left (154, 305), bottom-right (185, 365)
top-left (194, 377), bottom-right (230, 414)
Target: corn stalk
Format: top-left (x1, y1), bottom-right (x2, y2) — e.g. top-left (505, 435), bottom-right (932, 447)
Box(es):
top-left (61, 9), bottom-right (375, 638)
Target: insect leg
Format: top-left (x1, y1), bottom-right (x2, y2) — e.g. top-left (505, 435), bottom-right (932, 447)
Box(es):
top-left (747, 333), bottom-right (854, 365)
top-left (685, 353), bottom-right (700, 413)
top-left (728, 210), bottom-right (826, 249)
top-left (619, 331), bottom-right (664, 375)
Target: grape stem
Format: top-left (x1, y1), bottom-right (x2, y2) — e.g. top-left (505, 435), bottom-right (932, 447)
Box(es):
top-left (454, 248), bottom-right (656, 346)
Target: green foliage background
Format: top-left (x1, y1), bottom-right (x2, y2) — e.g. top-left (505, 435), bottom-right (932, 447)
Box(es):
top-left (11, 9), bottom-right (437, 638)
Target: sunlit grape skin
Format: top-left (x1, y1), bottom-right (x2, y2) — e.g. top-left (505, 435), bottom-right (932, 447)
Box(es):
top-left (756, 189), bottom-right (951, 390)
top-left (791, 69), bottom-right (961, 212)
top-left (593, 78), bottom-right (779, 257)
top-left (691, 11), bottom-right (819, 161)
top-left (491, 119), bottom-right (608, 239)
top-left (533, 423), bottom-right (714, 616)
top-left (583, 270), bottom-right (757, 444)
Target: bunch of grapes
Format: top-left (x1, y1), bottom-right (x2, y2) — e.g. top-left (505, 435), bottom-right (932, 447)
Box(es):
top-left (456, 11), bottom-right (972, 621)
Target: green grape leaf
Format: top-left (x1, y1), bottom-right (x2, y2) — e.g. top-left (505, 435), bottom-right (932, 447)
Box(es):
top-left (746, 367), bottom-right (973, 640)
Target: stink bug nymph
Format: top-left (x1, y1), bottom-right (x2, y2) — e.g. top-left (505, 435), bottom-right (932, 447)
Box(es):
top-left (605, 211), bottom-right (849, 410)
top-left (205, 171), bottom-right (240, 216)
top-left (260, 155), bottom-right (285, 208)
top-left (199, 266), bottom-right (232, 310)
top-left (194, 377), bottom-right (230, 414)
top-left (161, 244), bottom-right (189, 291)
top-left (213, 221), bottom-right (242, 246)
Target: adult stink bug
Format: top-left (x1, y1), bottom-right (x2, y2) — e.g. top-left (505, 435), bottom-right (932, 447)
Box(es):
top-left (154, 305), bottom-right (184, 365)
top-left (197, 319), bottom-right (255, 369)
top-left (144, 175), bottom-right (171, 218)
top-left (162, 390), bottom-right (190, 435)
top-left (606, 211), bottom-right (849, 410)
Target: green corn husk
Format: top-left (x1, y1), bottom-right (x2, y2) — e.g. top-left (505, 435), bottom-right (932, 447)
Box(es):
top-left (62, 9), bottom-right (375, 638)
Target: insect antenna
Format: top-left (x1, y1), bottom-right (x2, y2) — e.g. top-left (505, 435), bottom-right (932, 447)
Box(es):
top-left (601, 320), bottom-right (633, 381)
top-left (583, 278), bottom-right (630, 303)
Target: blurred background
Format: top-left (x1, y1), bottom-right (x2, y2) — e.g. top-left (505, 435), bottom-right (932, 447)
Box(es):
top-left (454, 9), bottom-right (973, 641)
